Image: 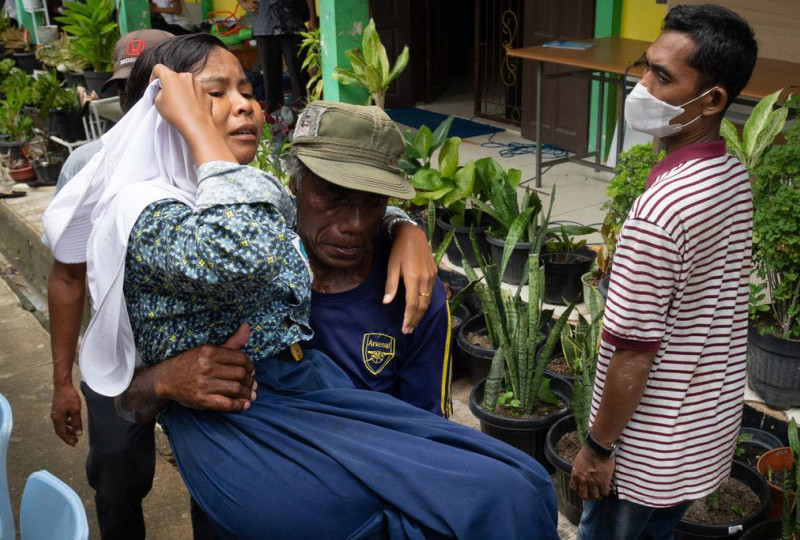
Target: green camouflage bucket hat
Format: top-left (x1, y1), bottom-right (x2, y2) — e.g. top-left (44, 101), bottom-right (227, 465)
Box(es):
top-left (288, 101), bottom-right (415, 200)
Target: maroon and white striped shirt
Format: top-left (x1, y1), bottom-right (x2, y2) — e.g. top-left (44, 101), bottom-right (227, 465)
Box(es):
top-left (592, 140), bottom-right (752, 506)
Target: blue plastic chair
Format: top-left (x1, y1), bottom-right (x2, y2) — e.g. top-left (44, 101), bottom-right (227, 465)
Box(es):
top-left (20, 470), bottom-right (89, 540)
top-left (0, 393), bottom-right (14, 540)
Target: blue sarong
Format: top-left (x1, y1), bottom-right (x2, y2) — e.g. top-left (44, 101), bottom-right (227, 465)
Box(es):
top-left (161, 349), bottom-right (558, 539)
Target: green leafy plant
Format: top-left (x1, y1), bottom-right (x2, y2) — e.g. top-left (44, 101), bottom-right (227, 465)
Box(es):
top-left (56, 0), bottom-right (118, 72)
top-left (253, 122), bottom-right (290, 185)
top-left (1, 26), bottom-right (31, 52)
top-left (297, 23), bottom-right (323, 103)
top-left (463, 244), bottom-right (574, 416)
top-left (332, 18), bottom-right (409, 109)
top-left (748, 95), bottom-right (800, 338)
top-left (544, 224), bottom-right (597, 258)
top-left (402, 116), bottom-right (476, 223)
top-left (35, 33), bottom-right (88, 73)
top-left (598, 143), bottom-right (664, 276)
top-left (561, 286), bottom-right (603, 446)
top-left (721, 89), bottom-right (788, 172)
top-left (0, 67), bottom-right (34, 141)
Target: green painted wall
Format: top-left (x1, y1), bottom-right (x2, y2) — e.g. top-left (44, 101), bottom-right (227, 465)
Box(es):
top-left (318, 0), bottom-right (368, 105)
top-left (588, 0), bottom-right (622, 158)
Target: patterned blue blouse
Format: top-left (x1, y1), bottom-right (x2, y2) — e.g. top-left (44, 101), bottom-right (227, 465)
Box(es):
top-left (123, 161), bottom-right (313, 366)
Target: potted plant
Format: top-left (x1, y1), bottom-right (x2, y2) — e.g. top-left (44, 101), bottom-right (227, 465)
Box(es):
top-left (471, 157), bottom-right (554, 285)
top-left (332, 18), bottom-right (409, 109)
top-left (757, 418), bottom-right (799, 526)
top-left (55, 0), bottom-right (118, 96)
top-left (2, 26), bottom-right (40, 74)
top-left (541, 224), bottom-right (597, 305)
top-left (543, 285), bottom-right (604, 524)
top-left (399, 115), bottom-right (492, 268)
top-left (464, 247), bottom-right (574, 471)
top-left (587, 143), bottom-right (664, 299)
top-left (35, 33), bottom-right (89, 86)
top-left (0, 65), bottom-right (36, 182)
top-left (735, 93), bottom-right (800, 410)
top-left (399, 115), bottom-right (462, 257)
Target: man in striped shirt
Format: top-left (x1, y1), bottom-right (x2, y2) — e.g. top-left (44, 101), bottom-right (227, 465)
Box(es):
top-left (570, 5), bottom-right (758, 538)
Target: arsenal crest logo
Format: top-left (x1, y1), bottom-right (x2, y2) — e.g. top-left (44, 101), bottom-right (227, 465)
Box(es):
top-left (361, 333), bottom-right (396, 375)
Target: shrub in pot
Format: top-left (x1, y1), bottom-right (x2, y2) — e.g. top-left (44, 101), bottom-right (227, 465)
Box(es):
top-left (0, 65), bottom-right (35, 179)
top-left (726, 92), bottom-right (800, 410)
top-left (463, 249), bottom-right (575, 471)
top-left (471, 157), bottom-right (554, 285)
top-left (400, 115), bottom-right (468, 262)
top-left (543, 286), bottom-right (604, 524)
top-left (56, 0), bottom-right (118, 97)
top-left (586, 143), bottom-right (664, 299)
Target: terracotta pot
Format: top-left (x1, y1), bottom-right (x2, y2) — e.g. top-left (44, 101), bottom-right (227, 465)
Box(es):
top-left (9, 165), bottom-right (35, 183)
top-left (756, 447), bottom-right (796, 519)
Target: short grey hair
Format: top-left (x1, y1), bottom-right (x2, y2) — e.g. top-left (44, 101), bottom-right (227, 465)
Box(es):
top-left (281, 154), bottom-right (310, 191)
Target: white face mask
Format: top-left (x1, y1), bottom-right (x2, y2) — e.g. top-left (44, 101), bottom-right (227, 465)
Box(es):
top-left (624, 82), bottom-right (716, 138)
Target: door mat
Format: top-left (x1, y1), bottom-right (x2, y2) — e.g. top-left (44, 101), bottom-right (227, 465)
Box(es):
top-left (385, 108), bottom-right (504, 139)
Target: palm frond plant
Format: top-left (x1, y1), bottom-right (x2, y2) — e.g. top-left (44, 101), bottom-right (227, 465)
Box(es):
top-left (332, 18), bottom-right (409, 109)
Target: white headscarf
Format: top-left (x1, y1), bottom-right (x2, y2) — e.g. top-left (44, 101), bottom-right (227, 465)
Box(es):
top-left (42, 80), bottom-right (200, 396)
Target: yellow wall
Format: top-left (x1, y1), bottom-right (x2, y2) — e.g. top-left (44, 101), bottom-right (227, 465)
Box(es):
top-left (620, 1), bottom-right (667, 42)
top-left (213, 0), bottom-right (239, 13)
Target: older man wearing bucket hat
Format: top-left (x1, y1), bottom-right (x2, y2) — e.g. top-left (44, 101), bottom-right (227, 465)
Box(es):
top-left (285, 101), bottom-right (452, 416)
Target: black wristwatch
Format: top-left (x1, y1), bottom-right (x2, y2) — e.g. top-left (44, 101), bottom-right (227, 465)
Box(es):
top-left (586, 430), bottom-right (619, 459)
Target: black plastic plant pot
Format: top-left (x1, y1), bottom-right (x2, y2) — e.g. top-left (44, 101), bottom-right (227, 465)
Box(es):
top-left (455, 314), bottom-right (494, 385)
top-left (736, 427), bottom-right (784, 470)
top-left (82, 70), bottom-right (118, 99)
top-left (32, 157), bottom-right (63, 185)
top-left (469, 376), bottom-right (572, 474)
top-left (64, 71), bottom-right (86, 88)
top-left (738, 519), bottom-right (781, 540)
top-left (673, 460), bottom-right (773, 539)
top-left (50, 110), bottom-right (87, 142)
top-left (437, 210), bottom-right (495, 269)
top-left (543, 414), bottom-right (583, 525)
top-left (747, 324), bottom-right (800, 410)
top-left (486, 234), bottom-right (535, 285)
top-left (542, 250), bottom-right (594, 305)
top-left (12, 51), bottom-right (41, 74)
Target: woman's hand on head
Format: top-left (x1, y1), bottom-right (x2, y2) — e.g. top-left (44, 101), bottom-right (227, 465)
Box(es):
top-left (151, 63), bottom-right (213, 135)
top-left (150, 63), bottom-right (238, 165)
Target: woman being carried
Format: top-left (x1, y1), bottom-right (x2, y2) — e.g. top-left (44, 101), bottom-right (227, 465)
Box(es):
top-left (44, 34), bottom-right (558, 539)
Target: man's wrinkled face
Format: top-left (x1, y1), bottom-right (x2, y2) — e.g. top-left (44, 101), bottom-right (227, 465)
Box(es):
top-left (293, 173), bottom-right (388, 272)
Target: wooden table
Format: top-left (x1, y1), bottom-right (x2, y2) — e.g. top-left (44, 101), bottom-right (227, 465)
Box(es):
top-left (508, 37), bottom-right (800, 187)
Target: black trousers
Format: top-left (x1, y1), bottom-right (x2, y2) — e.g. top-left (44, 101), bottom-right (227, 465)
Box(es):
top-left (81, 382), bottom-right (219, 540)
top-left (255, 33), bottom-right (309, 112)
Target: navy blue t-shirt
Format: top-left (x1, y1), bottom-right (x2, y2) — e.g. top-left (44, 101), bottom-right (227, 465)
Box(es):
top-left (306, 241), bottom-right (452, 417)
